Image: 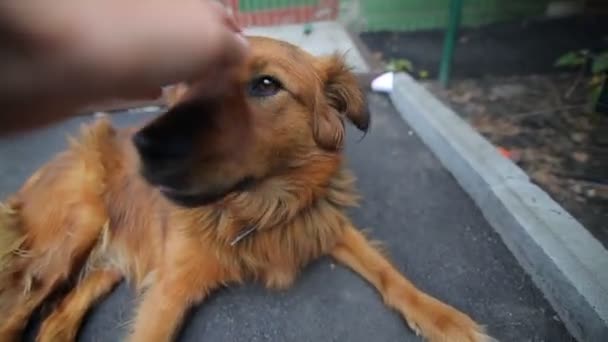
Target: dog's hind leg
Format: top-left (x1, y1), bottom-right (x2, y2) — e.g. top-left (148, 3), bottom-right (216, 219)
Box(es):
top-left (36, 268), bottom-right (123, 342)
top-left (331, 224), bottom-right (492, 342)
top-left (37, 223), bottom-right (121, 342)
top-left (0, 202), bottom-right (109, 342)
top-left (1, 117), bottom-right (115, 342)
top-left (0, 279), bottom-right (59, 342)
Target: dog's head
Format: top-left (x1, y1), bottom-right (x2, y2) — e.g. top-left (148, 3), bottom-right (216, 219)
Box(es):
top-left (133, 36), bottom-right (369, 207)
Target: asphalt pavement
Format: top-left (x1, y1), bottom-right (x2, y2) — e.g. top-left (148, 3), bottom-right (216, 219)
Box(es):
top-left (0, 94), bottom-right (573, 341)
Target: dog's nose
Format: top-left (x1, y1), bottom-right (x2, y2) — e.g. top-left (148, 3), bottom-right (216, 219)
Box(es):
top-left (133, 131), bottom-right (190, 162)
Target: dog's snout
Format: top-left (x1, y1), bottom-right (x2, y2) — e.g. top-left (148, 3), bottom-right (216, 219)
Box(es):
top-left (133, 99), bottom-right (220, 163)
top-left (133, 130), bottom-right (190, 162)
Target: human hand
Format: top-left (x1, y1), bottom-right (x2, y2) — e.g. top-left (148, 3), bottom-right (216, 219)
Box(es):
top-left (0, 0), bottom-right (248, 134)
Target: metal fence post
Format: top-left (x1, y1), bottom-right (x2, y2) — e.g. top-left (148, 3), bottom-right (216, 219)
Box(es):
top-left (439, 0), bottom-right (463, 87)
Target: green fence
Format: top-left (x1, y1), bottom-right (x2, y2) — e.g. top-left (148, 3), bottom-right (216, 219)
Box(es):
top-left (352, 0), bottom-right (556, 31)
top-left (239, 0), bottom-right (320, 12)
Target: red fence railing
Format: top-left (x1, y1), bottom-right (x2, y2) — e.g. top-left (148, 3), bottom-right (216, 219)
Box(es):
top-left (220, 0), bottom-right (339, 28)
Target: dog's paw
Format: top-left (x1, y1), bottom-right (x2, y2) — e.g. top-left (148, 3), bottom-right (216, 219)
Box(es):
top-left (421, 311), bottom-right (491, 342)
top-left (402, 296), bottom-right (494, 342)
top-left (37, 311), bottom-right (79, 342)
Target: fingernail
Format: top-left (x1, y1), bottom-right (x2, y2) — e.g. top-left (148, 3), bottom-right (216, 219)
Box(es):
top-left (237, 33), bottom-right (249, 47)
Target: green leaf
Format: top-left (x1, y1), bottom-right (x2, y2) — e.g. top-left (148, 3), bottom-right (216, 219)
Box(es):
top-left (589, 75), bottom-right (604, 87)
top-left (554, 51), bottom-right (586, 67)
top-left (592, 52), bottom-right (608, 74)
top-left (386, 58), bottom-right (413, 73)
top-left (418, 70), bottom-right (429, 79)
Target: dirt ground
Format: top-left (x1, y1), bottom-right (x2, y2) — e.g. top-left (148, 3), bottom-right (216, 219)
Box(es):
top-left (424, 74), bottom-right (608, 247)
top-left (359, 15), bottom-right (608, 247)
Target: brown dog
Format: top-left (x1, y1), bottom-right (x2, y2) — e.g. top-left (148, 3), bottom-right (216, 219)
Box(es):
top-left (0, 37), bottom-right (489, 342)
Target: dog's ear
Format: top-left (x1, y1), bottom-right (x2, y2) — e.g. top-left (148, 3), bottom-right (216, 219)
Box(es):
top-left (313, 55), bottom-right (369, 150)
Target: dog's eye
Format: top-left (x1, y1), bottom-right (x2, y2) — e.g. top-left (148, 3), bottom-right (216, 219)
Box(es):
top-left (248, 76), bottom-right (282, 97)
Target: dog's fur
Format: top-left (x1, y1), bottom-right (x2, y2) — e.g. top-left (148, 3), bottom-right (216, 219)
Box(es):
top-left (0, 37), bottom-right (489, 342)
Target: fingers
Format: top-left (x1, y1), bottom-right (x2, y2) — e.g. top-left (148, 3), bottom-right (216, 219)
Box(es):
top-left (115, 0), bottom-right (249, 99)
top-left (6, 0), bottom-right (249, 97)
top-left (0, 0), bottom-right (251, 132)
top-left (117, 1), bottom-right (249, 100)
top-left (212, 0), bottom-right (242, 33)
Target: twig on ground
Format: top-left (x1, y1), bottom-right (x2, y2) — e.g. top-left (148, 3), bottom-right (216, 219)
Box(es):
top-left (510, 104), bottom-right (588, 118)
top-left (565, 66), bottom-right (586, 99)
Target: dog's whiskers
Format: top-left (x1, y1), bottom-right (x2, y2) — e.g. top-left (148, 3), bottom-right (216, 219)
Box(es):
top-left (229, 225), bottom-right (257, 246)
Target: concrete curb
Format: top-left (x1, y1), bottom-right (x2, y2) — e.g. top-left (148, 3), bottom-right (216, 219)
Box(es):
top-left (389, 73), bottom-right (608, 342)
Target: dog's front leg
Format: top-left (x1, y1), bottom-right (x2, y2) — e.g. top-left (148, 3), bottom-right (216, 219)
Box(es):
top-left (128, 242), bottom-right (225, 342)
top-left (37, 268), bottom-right (123, 342)
top-left (331, 224), bottom-right (491, 342)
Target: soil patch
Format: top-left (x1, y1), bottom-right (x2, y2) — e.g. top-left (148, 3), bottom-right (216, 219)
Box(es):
top-left (424, 74), bottom-right (608, 247)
